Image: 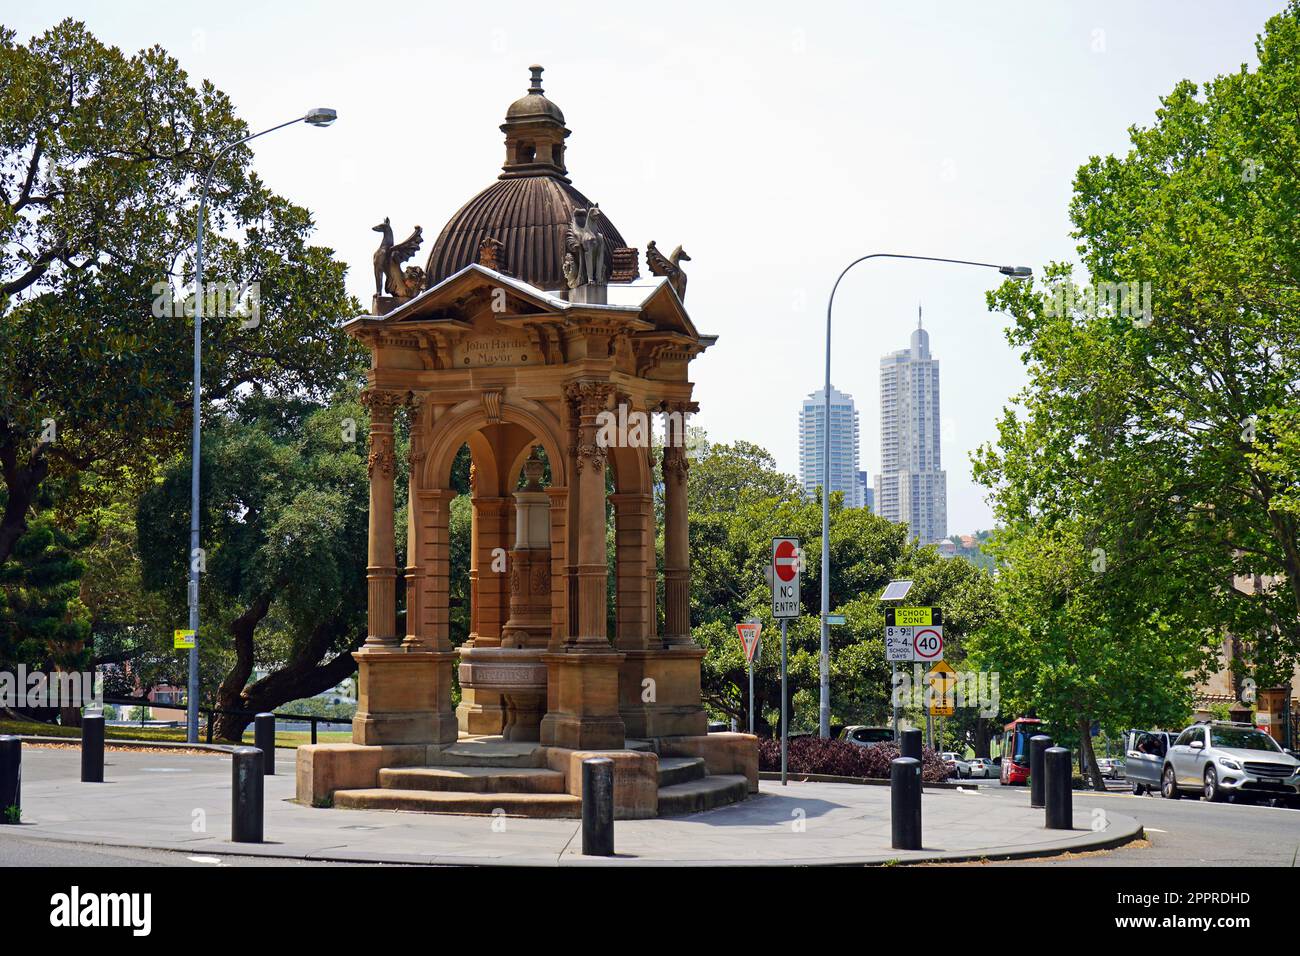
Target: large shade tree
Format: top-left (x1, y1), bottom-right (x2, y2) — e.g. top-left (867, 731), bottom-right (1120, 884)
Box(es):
top-left (971, 3), bottom-right (1300, 785)
top-left (0, 19), bottom-right (362, 578)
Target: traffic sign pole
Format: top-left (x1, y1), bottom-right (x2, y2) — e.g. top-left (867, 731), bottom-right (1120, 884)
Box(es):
top-left (748, 657), bottom-right (755, 735)
top-left (891, 662), bottom-right (899, 743)
top-left (780, 617), bottom-right (788, 786)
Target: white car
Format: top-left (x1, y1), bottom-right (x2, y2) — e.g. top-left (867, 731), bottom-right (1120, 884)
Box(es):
top-left (967, 757), bottom-right (995, 778)
top-left (1161, 721), bottom-right (1300, 804)
top-left (940, 752), bottom-right (971, 778)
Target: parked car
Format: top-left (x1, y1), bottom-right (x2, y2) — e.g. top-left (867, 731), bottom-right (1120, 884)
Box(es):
top-left (841, 726), bottom-right (894, 747)
top-left (1096, 757), bottom-right (1123, 780)
top-left (1161, 721), bottom-right (1300, 804)
top-left (1124, 729), bottom-right (1176, 794)
top-left (940, 752), bottom-right (972, 778)
top-left (967, 757), bottom-right (996, 778)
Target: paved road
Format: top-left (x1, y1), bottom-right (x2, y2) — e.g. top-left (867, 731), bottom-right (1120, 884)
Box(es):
top-left (0, 835), bottom-right (350, 866)
top-left (971, 778), bottom-right (1300, 866)
top-left (1, 746), bottom-right (1136, 866)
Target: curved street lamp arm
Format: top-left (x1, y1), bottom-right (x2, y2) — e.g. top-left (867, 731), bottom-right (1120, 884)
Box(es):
top-left (817, 251), bottom-right (1023, 740)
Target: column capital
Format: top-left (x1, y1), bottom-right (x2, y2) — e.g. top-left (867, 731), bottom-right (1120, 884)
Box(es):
top-left (564, 380), bottom-right (616, 419)
top-left (662, 443), bottom-right (689, 484)
top-left (361, 386), bottom-right (409, 421)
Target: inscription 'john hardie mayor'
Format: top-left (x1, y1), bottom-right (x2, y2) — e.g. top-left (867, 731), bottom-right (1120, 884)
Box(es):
top-left (457, 335), bottom-right (534, 366)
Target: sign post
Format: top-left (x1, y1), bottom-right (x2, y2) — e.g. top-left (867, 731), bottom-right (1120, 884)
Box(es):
top-left (772, 538), bottom-right (800, 786)
top-left (736, 620), bottom-right (762, 734)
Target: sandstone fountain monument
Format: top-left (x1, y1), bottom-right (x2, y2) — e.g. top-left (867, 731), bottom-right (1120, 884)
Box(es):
top-left (296, 65), bottom-right (757, 818)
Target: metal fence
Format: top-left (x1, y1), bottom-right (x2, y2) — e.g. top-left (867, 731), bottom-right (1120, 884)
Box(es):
top-left (101, 695), bottom-right (352, 745)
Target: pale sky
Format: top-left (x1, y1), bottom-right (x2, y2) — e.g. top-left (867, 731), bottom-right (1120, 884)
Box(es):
top-left (8, 0), bottom-right (1285, 531)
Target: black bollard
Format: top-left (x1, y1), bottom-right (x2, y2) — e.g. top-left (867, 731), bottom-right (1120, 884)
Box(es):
top-left (1029, 734), bottom-right (1053, 808)
top-left (1045, 746), bottom-right (1073, 830)
top-left (0, 736), bottom-right (19, 824)
top-left (81, 713), bottom-right (105, 783)
top-left (890, 756), bottom-right (922, 850)
top-left (231, 747), bottom-right (264, 843)
top-left (581, 757), bottom-right (615, 856)
top-left (901, 728), bottom-right (922, 765)
top-left (254, 713), bottom-right (275, 776)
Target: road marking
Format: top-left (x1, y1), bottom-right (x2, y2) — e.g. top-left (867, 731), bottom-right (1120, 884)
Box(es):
top-left (187, 855), bottom-right (224, 865)
top-left (1145, 827), bottom-right (1168, 833)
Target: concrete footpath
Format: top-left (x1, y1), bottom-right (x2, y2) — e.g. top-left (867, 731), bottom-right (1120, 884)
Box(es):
top-left (0, 746), bottom-right (1142, 866)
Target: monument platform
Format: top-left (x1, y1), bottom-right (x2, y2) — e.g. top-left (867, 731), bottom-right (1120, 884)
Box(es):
top-left (5, 745), bottom-right (1145, 867)
top-left (297, 733), bottom-right (758, 819)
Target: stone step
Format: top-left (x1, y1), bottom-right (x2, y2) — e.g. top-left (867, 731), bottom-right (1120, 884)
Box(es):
top-left (657, 756), bottom-right (707, 788)
top-left (333, 788), bottom-right (581, 818)
top-left (657, 774), bottom-right (749, 817)
top-left (378, 766), bottom-right (565, 794)
top-left (426, 739), bottom-right (546, 769)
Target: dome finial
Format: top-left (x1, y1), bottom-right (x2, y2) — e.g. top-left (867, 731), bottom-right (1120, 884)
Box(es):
top-left (529, 64), bottom-right (544, 94)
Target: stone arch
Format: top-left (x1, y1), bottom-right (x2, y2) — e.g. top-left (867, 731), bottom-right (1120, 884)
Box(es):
top-left (421, 399), bottom-right (567, 493)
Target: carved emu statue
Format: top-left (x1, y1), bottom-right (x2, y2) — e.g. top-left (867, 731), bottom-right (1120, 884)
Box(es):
top-left (372, 217), bottom-right (424, 298)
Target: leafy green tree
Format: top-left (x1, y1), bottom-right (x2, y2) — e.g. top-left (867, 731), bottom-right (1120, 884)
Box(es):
top-left (0, 510), bottom-right (91, 721)
top-left (687, 439), bottom-right (999, 737)
top-left (965, 6), bottom-right (1300, 785)
top-left (0, 20), bottom-right (362, 580)
top-left (137, 392), bottom-right (369, 739)
top-left (1058, 1), bottom-right (1300, 683)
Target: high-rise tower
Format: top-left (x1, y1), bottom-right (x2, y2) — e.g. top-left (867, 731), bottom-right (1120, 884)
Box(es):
top-left (875, 307), bottom-right (947, 543)
top-left (798, 386), bottom-right (865, 507)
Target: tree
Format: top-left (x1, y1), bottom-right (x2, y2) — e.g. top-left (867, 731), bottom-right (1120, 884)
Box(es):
top-left (0, 20), bottom-right (363, 580)
top-left (136, 391), bottom-right (369, 740)
top-left (687, 439), bottom-right (999, 737)
top-left (1060, 1), bottom-right (1300, 682)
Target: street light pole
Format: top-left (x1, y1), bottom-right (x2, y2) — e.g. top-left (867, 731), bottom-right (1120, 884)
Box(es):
top-left (819, 254), bottom-right (1030, 739)
top-left (186, 108), bottom-right (337, 743)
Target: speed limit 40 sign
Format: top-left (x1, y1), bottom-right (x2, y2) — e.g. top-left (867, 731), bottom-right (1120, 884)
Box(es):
top-left (883, 607), bottom-right (943, 662)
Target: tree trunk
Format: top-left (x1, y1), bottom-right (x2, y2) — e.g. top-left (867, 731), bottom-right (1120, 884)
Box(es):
top-left (211, 593), bottom-right (273, 741)
top-left (1079, 717), bottom-right (1107, 791)
top-left (0, 445), bottom-right (47, 566)
top-left (974, 717), bottom-right (990, 758)
top-left (211, 618), bottom-right (364, 742)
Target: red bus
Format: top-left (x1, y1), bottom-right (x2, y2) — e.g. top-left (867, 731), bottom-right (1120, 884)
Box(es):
top-left (1000, 717), bottom-right (1048, 785)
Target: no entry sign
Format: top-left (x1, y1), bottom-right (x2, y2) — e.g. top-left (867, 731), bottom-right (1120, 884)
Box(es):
top-left (771, 537), bottom-right (800, 618)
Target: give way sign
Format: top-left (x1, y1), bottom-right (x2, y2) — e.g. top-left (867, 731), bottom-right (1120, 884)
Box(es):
top-left (771, 537), bottom-right (800, 619)
top-left (736, 621), bottom-right (762, 662)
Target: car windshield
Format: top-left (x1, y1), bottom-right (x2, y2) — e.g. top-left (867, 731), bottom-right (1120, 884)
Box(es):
top-left (1210, 727), bottom-right (1281, 752)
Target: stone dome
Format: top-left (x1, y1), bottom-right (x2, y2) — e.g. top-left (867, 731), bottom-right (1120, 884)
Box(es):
top-left (424, 65), bottom-right (627, 292)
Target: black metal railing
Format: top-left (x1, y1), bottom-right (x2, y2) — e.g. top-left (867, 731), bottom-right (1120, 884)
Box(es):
top-left (99, 695), bottom-right (352, 746)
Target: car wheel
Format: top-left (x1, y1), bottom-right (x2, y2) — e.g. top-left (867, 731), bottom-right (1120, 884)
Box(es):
top-left (1203, 766), bottom-right (1223, 802)
top-left (1161, 766), bottom-right (1181, 800)
top-left (1131, 781), bottom-right (1145, 795)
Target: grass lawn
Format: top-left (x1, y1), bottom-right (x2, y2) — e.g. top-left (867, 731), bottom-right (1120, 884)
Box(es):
top-left (0, 718), bottom-right (351, 748)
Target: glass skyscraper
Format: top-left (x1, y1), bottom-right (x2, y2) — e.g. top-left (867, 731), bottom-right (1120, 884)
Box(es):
top-left (875, 311), bottom-right (947, 543)
top-left (798, 386), bottom-right (867, 509)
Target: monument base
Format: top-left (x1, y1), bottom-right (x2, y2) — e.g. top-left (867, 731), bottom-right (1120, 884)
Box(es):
top-left (538, 649), bottom-right (627, 750)
top-left (619, 645), bottom-right (709, 738)
top-left (353, 648), bottom-right (458, 746)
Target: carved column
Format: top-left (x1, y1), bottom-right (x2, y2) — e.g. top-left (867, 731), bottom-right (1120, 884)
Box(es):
top-left (362, 388), bottom-right (405, 650)
top-left (540, 382), bottom-right (625, 749)
top-left (625, 406), bottom-right (706, 738)
top-left (568, 381), bottom-right (614, 649)
top-left (353, 389), bottom-right (456, 747)
top-left (610, 491), bottom-right (654, 651)
top-left (546, 486), bottom-right (569, 650)
top-left (662, 441), bottom-right (692, 646)
top-left (413, 488), bottom-right (457, 652)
